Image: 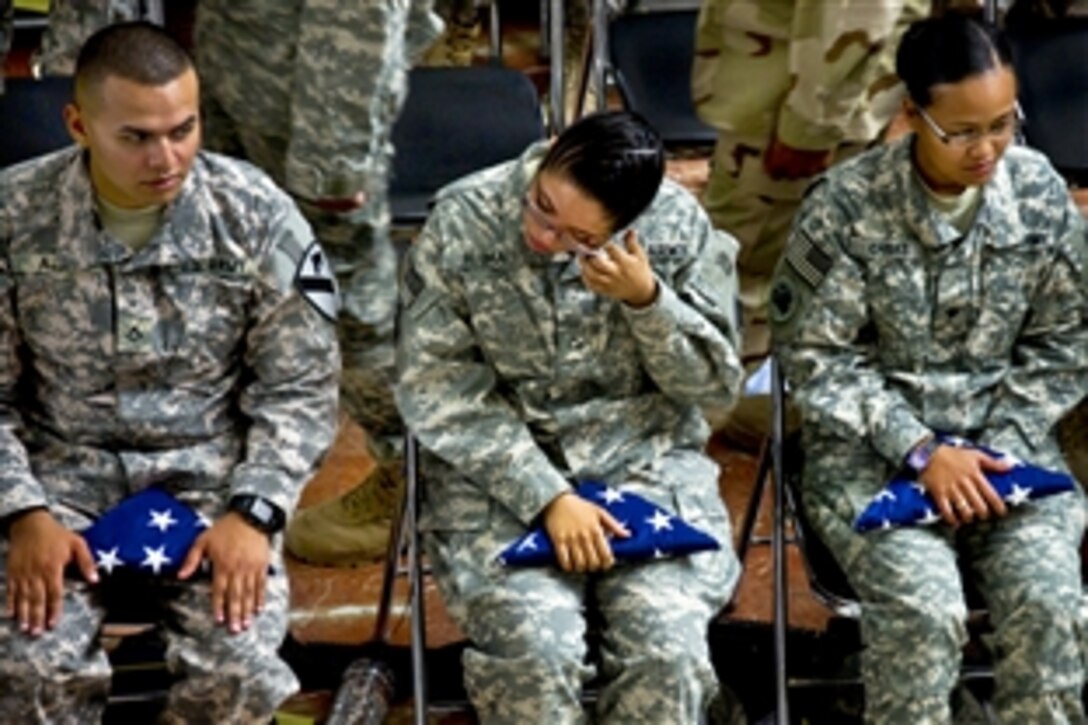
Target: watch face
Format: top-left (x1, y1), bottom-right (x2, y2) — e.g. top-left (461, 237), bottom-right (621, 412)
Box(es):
top-left (251, 497), bottom-right (274, 524)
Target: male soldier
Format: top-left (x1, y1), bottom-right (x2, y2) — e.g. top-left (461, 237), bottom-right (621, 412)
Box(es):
top-left (692, 0), bottom-right (930, 447)
top-left (0, 22), bottom-right (339, 722)
top-left (193, 0), bottom-right (444, 567)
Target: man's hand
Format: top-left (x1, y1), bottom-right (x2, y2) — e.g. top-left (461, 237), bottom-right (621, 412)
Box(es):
top-left (763, 135), bottom-right (833, 181)
top-left (178, 512), bottom-right (271, 634)
top-left (543, 492), bottom-right (630, 573)
top-left (307, 191), bottom-right (366, 214)
top-left (920, 446), bottom-right (1012, 526)
top-left (579, 230), bottom-right (658, 308)
top-left (4, 509), bottom-right (97, 636)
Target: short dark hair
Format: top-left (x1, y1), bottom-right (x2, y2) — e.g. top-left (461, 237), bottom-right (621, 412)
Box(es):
top-left (538, 111), bottom-right (665, 232)
top-left (896, 14), bottom-right (1014, 108)
top-left (75, 21), bottom-right (194, 100)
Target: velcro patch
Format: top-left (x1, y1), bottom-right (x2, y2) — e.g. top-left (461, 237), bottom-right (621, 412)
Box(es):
top-left (295, 241), bottom-right (339, 322)
top-left (785, 234), bottom-right (833, 289)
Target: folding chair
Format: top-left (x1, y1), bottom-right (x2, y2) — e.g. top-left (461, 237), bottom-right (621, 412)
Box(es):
top-left (388, 66), bottom-right (546, 230)
top-left (1006, 16), bottom-right (1088, 187)
top-left (737, 358), bottom-right (998, 723)
top-left (584, 5), bottom-right (715, 147)
top-left (0, 75), bottom-right (73, 169)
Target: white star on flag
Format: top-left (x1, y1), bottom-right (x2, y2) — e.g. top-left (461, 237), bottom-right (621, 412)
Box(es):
top-left (517, 532), bottom-right (538, 552)
top-left (647, 509), bottom-right (673, 532)
top-left (920, 508), bottom-right (940, 525)
top-left (1005, 482), bottom-right (1031, 506)
top-left (196, 512), bottom-right (212, 529)
top-left (875, 490), bottom-right (896, 502)
top-left (141, 545), bottom-right (172, 574)
top-left (599, 488), bottom-right (625, 505)
top-left (148, 508), bottom-right (178, 532)
top-left (96, 547), bottom-right (124, 574)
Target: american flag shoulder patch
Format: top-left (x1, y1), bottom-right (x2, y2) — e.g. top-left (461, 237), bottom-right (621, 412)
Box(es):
top-left (785, 234), bottom-right (833, 289)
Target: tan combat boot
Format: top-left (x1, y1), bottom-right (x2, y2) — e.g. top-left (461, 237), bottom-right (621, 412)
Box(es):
top-left (422, 20), bottom-right (479, 67)
top-left (285, 462), bottom-right (405, 567)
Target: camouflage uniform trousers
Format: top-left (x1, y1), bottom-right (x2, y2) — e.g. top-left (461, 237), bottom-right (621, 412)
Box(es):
top-left (0, 496), bottom-right (296, 724)
top-left (803, 470), bottom-right (1087, 724)
top-left (201, 102), bottom-right (403, 460)
top-left (423, 497), bottom-right (739, 723)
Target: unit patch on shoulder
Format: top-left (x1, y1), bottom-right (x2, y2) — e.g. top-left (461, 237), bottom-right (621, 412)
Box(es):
top-left (770, 277), bottom-right (798, 323)
top-left (784, 233), bottom-right (833, 289)
top-left (295, 241), bottom-right (339, 322)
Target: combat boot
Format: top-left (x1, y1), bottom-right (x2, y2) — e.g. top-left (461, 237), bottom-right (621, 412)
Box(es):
top-left (285, 462), bottom-right (405, 567)
top-left (422, 19), bottom-right (479, 67)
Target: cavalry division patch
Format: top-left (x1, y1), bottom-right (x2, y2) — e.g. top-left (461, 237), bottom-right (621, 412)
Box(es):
top-left (295, 241), bottom-right (339, 322)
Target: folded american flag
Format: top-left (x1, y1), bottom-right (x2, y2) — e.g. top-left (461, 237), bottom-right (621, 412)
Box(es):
top-left (855, 436), bottom-right (1076, 533)
top-left (499, 481), bottom-right (720, 567)
top-left (79, 488), bottom-right (210, 577)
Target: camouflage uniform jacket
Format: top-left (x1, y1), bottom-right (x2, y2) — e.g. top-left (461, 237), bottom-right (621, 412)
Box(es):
top-left (195, 0), bottom-right (443, 201)
top-left (33, 0), bottom-right (149, 76)
top-left (692, 0), bottom-right (929, 150)
top-left (772, 138), bottom-right (1088, 503)
top-left (0, 148), bottom-right (340, 522)
top-left (396, 143), bottom-right (745, 530)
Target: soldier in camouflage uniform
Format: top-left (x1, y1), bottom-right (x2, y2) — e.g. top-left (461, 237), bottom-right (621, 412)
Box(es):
top-left (0, 24), bottom-right (339, 722)
top-left (771, 16), bottom-right (1087, 723)
top-left (192, 0), bottom-right (445, 567)
top-left (395, 112), bottom-right (745, 722)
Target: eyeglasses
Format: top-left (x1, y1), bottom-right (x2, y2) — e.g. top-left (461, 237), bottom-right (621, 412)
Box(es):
top-left (916, 103), bottom-right (1024, 149)
top-left (523, 192), bottom-right (611, 257)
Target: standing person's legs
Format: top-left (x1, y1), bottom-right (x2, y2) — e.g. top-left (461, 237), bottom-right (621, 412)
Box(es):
top-left (962, 493), bottom-right (1086, 723)
top-left (0, 504), bottom-right (110, 724)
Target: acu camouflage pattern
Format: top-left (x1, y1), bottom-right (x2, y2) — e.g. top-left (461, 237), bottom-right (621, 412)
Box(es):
top-left (0, 148), bottom-right (340, 722)
top-left (32, 0), bottom-right (151, 77)
top-left (196, 0), bottom-right (443, 456)
top-left (771, 138), bottom-right (1088, 723)
top-left (395, 143), bottom-right (745, 722)
top-left (692, 0), bottom-right (929, 346)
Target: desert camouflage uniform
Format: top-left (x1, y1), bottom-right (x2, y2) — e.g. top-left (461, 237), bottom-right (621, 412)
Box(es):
top-left (395, 143), bottom-right (745, 723)
top-left (693, 0), bottom-right (929, 356)
top-left (771, 138), bottom-right (1088, 723)
top-left (195, 0), bottom-right (442, 457)
top-left (0, 148), bottom-right (340, 723)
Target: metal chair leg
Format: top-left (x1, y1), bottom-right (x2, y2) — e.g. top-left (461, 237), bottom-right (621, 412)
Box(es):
top-left (406, 434), bottom-right (428, 725)
top-left (771, 357), bottom-right (790, 723)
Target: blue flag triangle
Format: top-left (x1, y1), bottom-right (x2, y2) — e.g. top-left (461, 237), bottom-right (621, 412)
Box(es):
top-left (79, 488), bottom-right (211, 577)
top-left (855, 436), bottom-right (1076, 533)
top-left (499, 481), bottom-right (720, 567)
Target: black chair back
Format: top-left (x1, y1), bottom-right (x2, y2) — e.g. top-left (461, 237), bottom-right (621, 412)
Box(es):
top-left (608, 10), bottom-right (716, 147)
top-left (0, 76), bottom-right (74, 169)
top-left (389, 66), bottom-right (545, 227)
top-left (1007, 18), bottom-right (1088, 186)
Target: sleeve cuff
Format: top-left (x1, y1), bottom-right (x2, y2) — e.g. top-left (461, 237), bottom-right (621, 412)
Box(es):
top-left (499, 450), bottom-right (573, 526)
top-left (871, 414), bottom-right (932, 468)
top-left (229, 465), bottom-right (299, 518)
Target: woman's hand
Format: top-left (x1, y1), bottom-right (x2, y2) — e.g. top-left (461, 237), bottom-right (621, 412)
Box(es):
top-left (579, 230), bottom-right (658, 308)
top-left (919, 445), bottom-right (1012, 525)
top-left (543, 492), bottom-right (630, 573)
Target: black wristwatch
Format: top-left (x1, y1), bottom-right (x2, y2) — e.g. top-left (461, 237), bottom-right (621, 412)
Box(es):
top-left (228, 495), bottom-right (286, 535)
